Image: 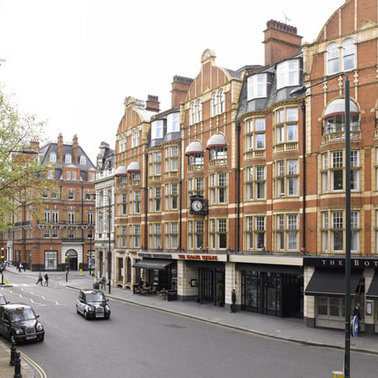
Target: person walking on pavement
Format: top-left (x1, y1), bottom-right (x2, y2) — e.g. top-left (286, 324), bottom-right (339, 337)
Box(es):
top-left (44, 273), bottom-right (49, 286)
top-left (100, 276), bottom-right (106, 290)
top-left (23, 262), bottom-right (26, 272)
top-left (352, 303), bottom-right (361, 335)
top-left (231, 289), bottom-right (236, 313)
top-left (36, 272), bottom-right (43, 285)
top-left (18, 263), bottom-right (23, 272)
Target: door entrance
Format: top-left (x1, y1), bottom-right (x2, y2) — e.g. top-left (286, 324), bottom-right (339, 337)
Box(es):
top-left (198, 267), bottom-right (225, 305)
top-left (65, 249), bottom-right (78, 271)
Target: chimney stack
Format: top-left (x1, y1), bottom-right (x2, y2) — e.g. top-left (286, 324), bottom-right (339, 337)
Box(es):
top-left (57, 133), bottom-right (63, 162)
top-left (145, 95), bottom-right (160, 112)
top-left (264, 20), bottom-right (302, 66)
top-left (171, 75), bottom-right (193, 109)
top-left (72, 134), bottom-right (78, 164)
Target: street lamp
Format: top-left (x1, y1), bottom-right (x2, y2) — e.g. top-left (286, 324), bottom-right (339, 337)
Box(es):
top-left (0, 253), bottom-right (5, 286)
top-left (65, 254), bottom-right (70, 282)
top-left (291, 72), bottom-right (351, 377)
top-left (87, 251), bottom-right (92, 276)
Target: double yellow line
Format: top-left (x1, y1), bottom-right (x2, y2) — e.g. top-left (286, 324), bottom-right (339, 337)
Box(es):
top-left (3, 340), bottom-right (47, 377)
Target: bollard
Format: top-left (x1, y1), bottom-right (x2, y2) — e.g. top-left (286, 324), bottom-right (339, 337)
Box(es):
top-left (14, 351), bottom-right (22, 378)
top-left (9, 337), bottom-right (16, 366)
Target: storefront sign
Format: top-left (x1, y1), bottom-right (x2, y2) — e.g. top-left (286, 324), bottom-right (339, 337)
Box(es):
top-left (178, 254), bottom-right (220, 261)
top-left (304, 257), bottom-right (378, 268)
top-left (138, 253), bottom-right (172, 259)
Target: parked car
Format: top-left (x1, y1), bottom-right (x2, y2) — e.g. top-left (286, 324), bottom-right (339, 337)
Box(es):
top-left (76, 289), bottom-right (111, 320)
top-left (0, 294), bottom-right (9, 305)
top-left (0, 304), bottom-right (44, 343)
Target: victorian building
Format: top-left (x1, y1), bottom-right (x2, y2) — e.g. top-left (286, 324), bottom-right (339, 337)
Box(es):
top-left (111, 0), bottom-right (378, 333)
top-left (2, 134), bottom-right (96, 271)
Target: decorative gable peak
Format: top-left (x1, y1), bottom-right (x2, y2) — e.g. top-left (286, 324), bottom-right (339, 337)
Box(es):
top-left (201, 49), bottom-right (216, 64)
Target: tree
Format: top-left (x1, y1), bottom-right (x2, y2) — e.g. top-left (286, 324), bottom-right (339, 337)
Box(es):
top-left (0, 87), bottom-right (50, 232)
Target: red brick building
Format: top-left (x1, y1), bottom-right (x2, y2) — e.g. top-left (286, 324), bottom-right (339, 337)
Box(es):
top-left (3, 134), bottom-right (96, 271)
top-left (112, 0), bottom-right (377, 332)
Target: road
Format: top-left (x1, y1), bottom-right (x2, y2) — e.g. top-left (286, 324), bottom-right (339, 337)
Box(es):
top-left (0, 271), bottom-right (377, 378)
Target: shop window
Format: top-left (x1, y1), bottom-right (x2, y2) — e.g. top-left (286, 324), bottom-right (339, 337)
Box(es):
top-left (44, 251), bottom-right (57, 270)
top-left (317, 297), bottom-right (345, 318)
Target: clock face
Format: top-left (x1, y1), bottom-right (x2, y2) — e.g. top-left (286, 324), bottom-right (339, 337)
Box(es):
top-left (191, 200), bottom-right (203, 212)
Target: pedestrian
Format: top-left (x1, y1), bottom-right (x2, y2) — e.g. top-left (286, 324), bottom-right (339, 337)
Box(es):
top-left (18, 263), bottom-right (23, 272)
top-left (23, 262), bottom-right (26, 272)
top-left (352, 303), bottom-right (361, 335)
top-left (101, 276), bottom-right (106, 290)
top-left (35, 272), bottom-right (43, 285)
top-left (231, 289), bottom-right (236, 313)
top-left (44, 273), bottom-right (49, 287)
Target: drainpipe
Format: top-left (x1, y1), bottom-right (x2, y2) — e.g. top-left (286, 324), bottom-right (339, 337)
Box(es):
top-left (236, 122), bottom-right (241, 253)
top-left (179, 142), bottom-right (183, 251)
top-left (301, 100), bottom-right (306, 252)
top-left (144, 153), bottom-right (148, 249)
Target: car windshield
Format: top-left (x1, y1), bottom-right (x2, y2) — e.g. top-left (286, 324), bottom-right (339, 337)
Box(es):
top-left (86, 293), bottom-right (105, 303)
top-left (9, 308), bottom-right (36, 322)
top-left (0, 297), bottom-right (6, 305)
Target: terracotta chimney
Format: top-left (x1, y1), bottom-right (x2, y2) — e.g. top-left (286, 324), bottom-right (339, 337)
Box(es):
top-left (29, 139), bottom-right (40, 151)
top-left (264, 20), bottom-right (302, 66)
top-left (57, 133), bottom-right (63, 162)
top-left (145, 95), bottom-right (160, 112)
top-left (72, 134), bottom-right (78, 164)
top-left (171, 76), bottom-right (193, 109)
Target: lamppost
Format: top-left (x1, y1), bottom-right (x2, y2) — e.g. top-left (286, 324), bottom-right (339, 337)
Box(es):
top-left (87, 250), bottom-right (92, 276)
top-left (291, 72), bottom-right (351, 377)
top-left (0, 253), bottom-right (5, 286)
top-left (65, 254), bottom-right (70, 282)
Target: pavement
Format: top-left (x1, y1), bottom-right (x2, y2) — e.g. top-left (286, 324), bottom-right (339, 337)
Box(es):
top-left (1, 266), bottom-right (378, 377)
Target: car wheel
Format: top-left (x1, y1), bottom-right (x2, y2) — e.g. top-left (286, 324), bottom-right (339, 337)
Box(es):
top-left (84, 310), bottom-right (89, 320)
top-left (39, 335), bottom-right (44, 342)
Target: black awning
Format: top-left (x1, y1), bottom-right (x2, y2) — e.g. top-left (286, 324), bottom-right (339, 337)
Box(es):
top-left (305, 270), bottom-right (362, 297)
top-left (366, 272), bottom-right (378, 299)
top-left (236, 263), bottom-right (302, 275)
top-left (133, 259), bottom-right (173, 270)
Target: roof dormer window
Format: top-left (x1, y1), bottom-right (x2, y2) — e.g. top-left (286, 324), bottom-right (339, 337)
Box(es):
top-left (151, 120), bottom-right (164, 139)
top-left (65, 154), bottom-right (72, 164)
top-left (247, 73), bottom-right (267, 100)
top-left (79, 155), bottom-right (86, 165)
top-left (276, 59), bottom-right (300, 89)
top-left (50, 153), bottom-right (56, 163)
top-left (167, 112), bottom-right (179, 134)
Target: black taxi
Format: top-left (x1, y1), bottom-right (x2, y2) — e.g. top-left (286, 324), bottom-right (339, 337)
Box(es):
top-left (0, 304), bottom-right (45, 343)
top-left (76, 289), bottom-right (111, 320)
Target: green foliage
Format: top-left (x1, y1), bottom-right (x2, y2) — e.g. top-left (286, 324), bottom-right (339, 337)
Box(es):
top-left (0, 87), bottom-right (50, 231)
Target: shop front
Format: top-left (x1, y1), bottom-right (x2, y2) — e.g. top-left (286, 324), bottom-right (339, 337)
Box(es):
top-left (133, 257), bottom-right (177, 293)
top-left (302, 257), bottom-right (378, 333)
top-left (237, 263), bottom-right (303, 318)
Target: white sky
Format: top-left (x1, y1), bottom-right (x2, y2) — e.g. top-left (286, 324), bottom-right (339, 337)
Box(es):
top-left (0, 0), bottom-right (344, 163)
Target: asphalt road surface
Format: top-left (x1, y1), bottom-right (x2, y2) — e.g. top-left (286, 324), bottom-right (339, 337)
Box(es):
top-left (1, 272), bottom-right (377, 378)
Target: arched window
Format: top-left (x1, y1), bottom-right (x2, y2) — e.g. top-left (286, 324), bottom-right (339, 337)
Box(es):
top-left (219, 89), bottom-right (225, 113)
top-left (327, 43), bottom-right (339, 75)
top-left (211, 92), bottom-right (217, 117)
top-left (65, 154), bottom-right (72, 164)
top-left (196, 99), bottom-right (202, 122)
top-left (342, 38), bottom-right (355, 71)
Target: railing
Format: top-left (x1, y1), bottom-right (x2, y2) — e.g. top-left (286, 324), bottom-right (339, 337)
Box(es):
top-left (244, 150), bottom-right (265, 160)
top-left (321, 130), bottom-right (361, 146)
top-left (209, 159), bottom-right (227, 167)
top-left (13, 221), bottom-right (31, 227)
top-left (273, 142), bottom-right (298, 154)
top-left (188, 164), bottom-right (204, 172)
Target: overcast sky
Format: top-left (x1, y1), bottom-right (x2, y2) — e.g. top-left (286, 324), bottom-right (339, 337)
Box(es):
top-left (0, 0), bottom-right (344, 163)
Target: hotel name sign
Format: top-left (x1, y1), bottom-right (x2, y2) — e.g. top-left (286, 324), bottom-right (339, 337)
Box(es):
top-left (304, 257), bottom-right (378, 269)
